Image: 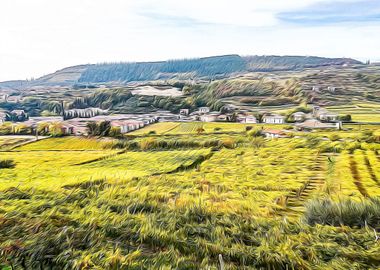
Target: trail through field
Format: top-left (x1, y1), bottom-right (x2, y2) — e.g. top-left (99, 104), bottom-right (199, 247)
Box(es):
top-left (285, 154), bottom-right (327, 216)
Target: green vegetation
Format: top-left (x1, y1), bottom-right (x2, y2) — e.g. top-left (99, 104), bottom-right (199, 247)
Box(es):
top-left (0, 121), bottom-right (380, 269)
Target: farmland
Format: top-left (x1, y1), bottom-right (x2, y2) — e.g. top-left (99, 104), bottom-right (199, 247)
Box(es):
top-left (1, 124), bottom-right (380, 269)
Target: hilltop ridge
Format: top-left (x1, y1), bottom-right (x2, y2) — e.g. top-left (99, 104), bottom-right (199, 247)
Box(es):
top-left (0, 54), bottom-right (361, 88)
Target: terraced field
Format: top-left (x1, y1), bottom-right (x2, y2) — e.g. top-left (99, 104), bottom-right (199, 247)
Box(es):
top-left (327, 102), bottom-right (380, 123)
top-left (1, 133), bottom-right (380, 269)
top-left (0, 137), bottom-right (212, 191)
top-left (0, 136), bottom-right (35, 150)
top-left (327, 149), bottom-right (380, 199)
top-left (131, 122), bottom-right (289, 136)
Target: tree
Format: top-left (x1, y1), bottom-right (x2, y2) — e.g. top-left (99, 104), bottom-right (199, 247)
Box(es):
top-left (196, 127), bottom-right (205, 135)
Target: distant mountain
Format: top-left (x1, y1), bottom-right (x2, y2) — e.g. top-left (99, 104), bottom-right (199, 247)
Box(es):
top-left (0, 55), bottom-right (362, 88)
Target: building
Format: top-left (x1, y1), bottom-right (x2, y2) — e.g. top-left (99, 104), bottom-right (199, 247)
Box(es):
top-left (296, 119), bottom-right (341, 130)
top-left (198, 107), bottom-right (210, 114)
top-left (262, 114), bottom-right (285, 124)
top-left (327, 86), bottom-right (336, 93)
top-left (291, 112), bottom-right (306, 122)
top-left (216, 114), bottom-right (228, 121)
top-left (318, 112), bottom-right (338, 122)
top-left (6, 96), bottom-right (22, 103)
top-left (313, 106), bottom-right (338, 122)
top-left (0, 112), bottom-right (6, 124)
top-left (263, 129), bottom-right (287, 139)
top-left (111, 120), bottom-right (145, 133)
top-left (238, 115), bottom-right (257, 124)
top-left (61, 123), bottom-right (75, 135)
top-left (11, 110), bottom-right (26, 116)
top-left (179, 109), bottom-right (190, 116)
top-left (200, 114), bottom-right (218, 122)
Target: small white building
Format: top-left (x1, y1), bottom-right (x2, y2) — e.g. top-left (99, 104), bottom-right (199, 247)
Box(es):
top-left (11, 109), bottom-right (26, 116)
top-left (239, 115), bottom-right (257, 124)
top-left (179, 109), bottom-right (190, 116)
top-left (292, 112), bottom-right (306, 122)
top-left (318, 112), bottom-right (338, 122)
top-left (111, 120), bottom-right (145, 133)
top-left (0, 112), bottom-right (6, 124)
top-left (262, 114), bottom-right (285, 124)
top-left (200, 114), bottom-right (218, 122)
top-left (198, 107), bottom-right (210, 114)
top-left (263, 129), bottom-right (287, 139)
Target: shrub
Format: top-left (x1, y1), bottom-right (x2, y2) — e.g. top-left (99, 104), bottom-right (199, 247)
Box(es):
top-left (140, 138), bottom-right (157, 150)
top-left (0, 159), bottom-right (15, 169)
top-left (329, 134), bottom-right (340, 141)
top-left (221, 138), bottom-right (236, 149)
top-left (247, 128), bottom-right (263, 138)
top-left (304, 198), bottom-right (380, 228)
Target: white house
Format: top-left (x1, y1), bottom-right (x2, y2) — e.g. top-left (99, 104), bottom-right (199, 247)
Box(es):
top-left (179, 109), bottom-right (190, 116)
top-left (292, 112), bottom-right (306, 122)
top-left (262, 114), bottom-right (285, 124)
top-left (200, 114), bottom-right (218, 122)
top-left (198, 107), bottom-right (210, 114)
top-left (239, 115), bottom-right (257, 124)
top-left (296, 119), bottom-right (341, 130)
top-left (318, 112), bottom-right (338, 122)
top-left (216, 114), bottom-right (227, 121)
top-left (0, 112), bottom-right (6, 124)
top-left (263, 129), bottom-right (287, 139)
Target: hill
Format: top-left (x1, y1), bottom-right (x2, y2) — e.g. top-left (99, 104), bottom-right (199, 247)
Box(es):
top-left (0, 54), bottom-right (361, 88)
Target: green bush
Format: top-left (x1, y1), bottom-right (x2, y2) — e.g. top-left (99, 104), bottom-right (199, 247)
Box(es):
top-left (304, 198), bottom-right (380, 228)
top-left (247, 128), bottom-right (264, 138)
top-left (0, 159), bottom-right (15, 169)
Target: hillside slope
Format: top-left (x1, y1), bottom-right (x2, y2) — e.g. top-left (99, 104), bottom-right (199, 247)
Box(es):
top-left (0, 55), bottom-right (361, 88)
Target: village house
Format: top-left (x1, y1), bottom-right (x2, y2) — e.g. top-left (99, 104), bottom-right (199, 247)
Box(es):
top-left (262, 114), bottom-right (285, 124)
top-left (296, 119), bottom-right (341, 130)
top-left (11, 110), bottom-right (26, 117)
top-left (291, 112), bottom-right (306, 122)
top-left (313, 106), bottom-right (338, 122)
top-left (0, 94), bottom-right (9, 102)
top-left (111, 120), bottom-right (145, 133)
top-left (238, 115), bottom-right (257, 124)
top-left (263, 129), bottom-right (287, 139)
top-left (0, 112), bottom-right (6, 124)
top-left (200, 112), bottom-right (219, 122)
top-left (61, 123), bottom-right (75, 135)
top-left (327, 86), bottom-right (336, 93)
top-left (179, 109), bottom-right (190, 116)
top-left (6, 96), bottom-right (22, 103)
top-left (216, 114), bottom-right (228, 122)
top-left (198, 107), bottom-right (210, 114)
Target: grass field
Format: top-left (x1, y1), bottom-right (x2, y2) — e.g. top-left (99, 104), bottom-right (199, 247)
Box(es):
top-left (1, 131), bottom-right (380, 269)
top-left (130, 122), bottom-right (289, 136)
top-left (0, 136), bottom-right (34, 150)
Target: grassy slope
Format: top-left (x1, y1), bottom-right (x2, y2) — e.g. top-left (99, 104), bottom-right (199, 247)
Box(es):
top-left (1, 130), bottom-right (380, 269)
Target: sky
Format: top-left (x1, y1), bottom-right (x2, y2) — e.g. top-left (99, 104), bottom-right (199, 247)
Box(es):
top-left (0, 0), bottom-right (379, 81)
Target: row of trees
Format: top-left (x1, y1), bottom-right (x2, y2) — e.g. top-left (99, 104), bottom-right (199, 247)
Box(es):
top-left (78, 55), bottom-right (246, 83)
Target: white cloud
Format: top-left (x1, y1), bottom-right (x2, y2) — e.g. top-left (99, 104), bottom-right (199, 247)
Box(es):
top-left (0, 0), bottom-right (378, 81)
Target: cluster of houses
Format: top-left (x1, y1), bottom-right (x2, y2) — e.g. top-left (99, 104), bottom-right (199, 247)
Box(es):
top-left (0, 112), bottom-right (159, 136)
top-left (0, 103), bottom-right (343, 136)
top-left (179, 107), bottom-right (287, 124)
top-left (0, 94), bottom-right (23, 103)
top-left (25, 114), bottom-right (159, 136)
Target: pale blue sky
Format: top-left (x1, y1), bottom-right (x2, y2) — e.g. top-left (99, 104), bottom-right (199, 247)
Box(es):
top-left (0, 0), bottom-right (379, 81)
